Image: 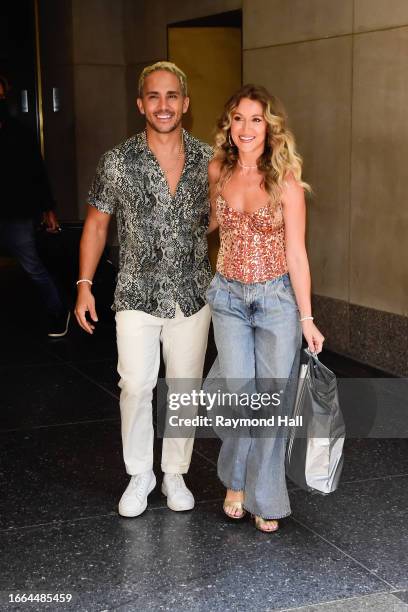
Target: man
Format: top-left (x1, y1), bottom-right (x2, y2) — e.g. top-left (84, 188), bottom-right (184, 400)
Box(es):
top-left (0, 75), bottom-right (70, 337)
top-left (75, 62), bottom-right (212, 517)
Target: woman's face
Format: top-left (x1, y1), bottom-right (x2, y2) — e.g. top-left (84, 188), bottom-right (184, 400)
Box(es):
top-left (230, 97), bottom-right (267, 155)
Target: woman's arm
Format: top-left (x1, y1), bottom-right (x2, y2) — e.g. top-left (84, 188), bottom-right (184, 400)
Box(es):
top-left (282, 174), bottom-right (325, 353)
top-left (206, 159), bottom-right (221, 234)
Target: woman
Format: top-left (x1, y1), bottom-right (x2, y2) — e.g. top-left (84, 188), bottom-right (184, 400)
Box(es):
top-left (206, 84), bottom-right (324, 533)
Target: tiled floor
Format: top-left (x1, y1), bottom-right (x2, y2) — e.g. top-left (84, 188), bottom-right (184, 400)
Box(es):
top-left (0, 263), bottom-right (407, 611)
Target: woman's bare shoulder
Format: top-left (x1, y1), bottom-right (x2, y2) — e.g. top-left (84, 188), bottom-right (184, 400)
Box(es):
top-left (281, 171), bottom-right (304, 202)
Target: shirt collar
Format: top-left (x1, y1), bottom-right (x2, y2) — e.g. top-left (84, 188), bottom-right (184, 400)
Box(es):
top-left (137, 128), bottom-right (202, 167)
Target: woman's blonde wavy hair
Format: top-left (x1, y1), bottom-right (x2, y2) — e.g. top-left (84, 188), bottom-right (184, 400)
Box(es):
top-left (214, 84), bottom-right (310, 203)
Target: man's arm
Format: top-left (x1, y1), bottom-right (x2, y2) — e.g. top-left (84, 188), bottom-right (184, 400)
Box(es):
top-left (74, 204), bottom-right (112, 334)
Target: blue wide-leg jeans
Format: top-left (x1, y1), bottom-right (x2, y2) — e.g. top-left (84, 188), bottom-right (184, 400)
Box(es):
top-left (206, 271), bottom-right (301, 519)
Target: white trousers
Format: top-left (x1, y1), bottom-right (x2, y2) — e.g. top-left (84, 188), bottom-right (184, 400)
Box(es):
top-left (115, 304), bottom-right (211, 475)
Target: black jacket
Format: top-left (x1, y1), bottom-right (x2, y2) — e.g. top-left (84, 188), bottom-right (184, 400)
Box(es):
top-left (0, 117), bottom-right (55, 220)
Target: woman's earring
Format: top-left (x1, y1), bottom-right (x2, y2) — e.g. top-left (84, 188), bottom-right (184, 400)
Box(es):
top-left (228, 132), bottom-right (235, 147)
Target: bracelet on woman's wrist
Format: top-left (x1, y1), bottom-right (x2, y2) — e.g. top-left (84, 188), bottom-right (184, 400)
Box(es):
top-left (299, 315), bottom-right (314, 322)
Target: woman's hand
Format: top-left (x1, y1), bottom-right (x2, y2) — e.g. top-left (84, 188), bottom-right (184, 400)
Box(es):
top-left (301, 319), bottom-right (325, 354)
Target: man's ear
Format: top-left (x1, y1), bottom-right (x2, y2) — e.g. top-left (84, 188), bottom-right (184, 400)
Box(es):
top-left (136, 97), bottom-right (145, 115)
top-left (182, 96), bottom-right (190, 114)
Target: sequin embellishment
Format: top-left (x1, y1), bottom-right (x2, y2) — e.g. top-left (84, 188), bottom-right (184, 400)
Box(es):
top-left (216, 195), bottom-right (288, 283)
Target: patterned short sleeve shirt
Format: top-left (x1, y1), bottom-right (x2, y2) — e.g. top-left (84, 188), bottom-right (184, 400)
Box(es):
top-left (88, 130), bottom-right (213, 318)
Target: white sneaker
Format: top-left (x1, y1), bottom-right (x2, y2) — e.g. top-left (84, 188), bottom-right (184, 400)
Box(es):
top-left (118, 470), bottom-right (156, 517)
top-left (161, 474), bottom-right (195, 511)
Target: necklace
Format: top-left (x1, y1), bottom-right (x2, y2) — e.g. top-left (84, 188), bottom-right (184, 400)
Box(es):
top-left (238, 159), bottom-right (258, 169)
top-left (146, 130), bottom-right (184, 175)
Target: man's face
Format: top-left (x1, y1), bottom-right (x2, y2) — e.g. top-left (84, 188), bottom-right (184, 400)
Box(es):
top-left (137, 70), bottom-right (189, 134)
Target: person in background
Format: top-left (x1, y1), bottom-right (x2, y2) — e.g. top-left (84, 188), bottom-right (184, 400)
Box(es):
top-left (0, 74), bottom-right (70, 337)
top-left (206, 84), bottom-right (324, 533)
top-left (75, 62), bottom-right (212, 518)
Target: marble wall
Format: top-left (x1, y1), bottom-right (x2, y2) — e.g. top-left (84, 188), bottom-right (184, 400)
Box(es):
top-left (243, 0), bottom-right (408, 374)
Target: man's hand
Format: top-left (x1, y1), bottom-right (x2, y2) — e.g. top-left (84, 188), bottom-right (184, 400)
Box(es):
top-left (75, 284), bottom-right (98, 334)
top-left (42, 210), bottom-right (60, 233)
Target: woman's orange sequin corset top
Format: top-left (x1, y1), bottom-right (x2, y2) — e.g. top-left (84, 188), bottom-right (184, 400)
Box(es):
top-left (216, 195), bottom-right (288, 283)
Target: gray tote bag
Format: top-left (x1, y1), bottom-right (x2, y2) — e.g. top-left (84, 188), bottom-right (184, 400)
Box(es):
top-left (285, 350), bottom-right (345, 494)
